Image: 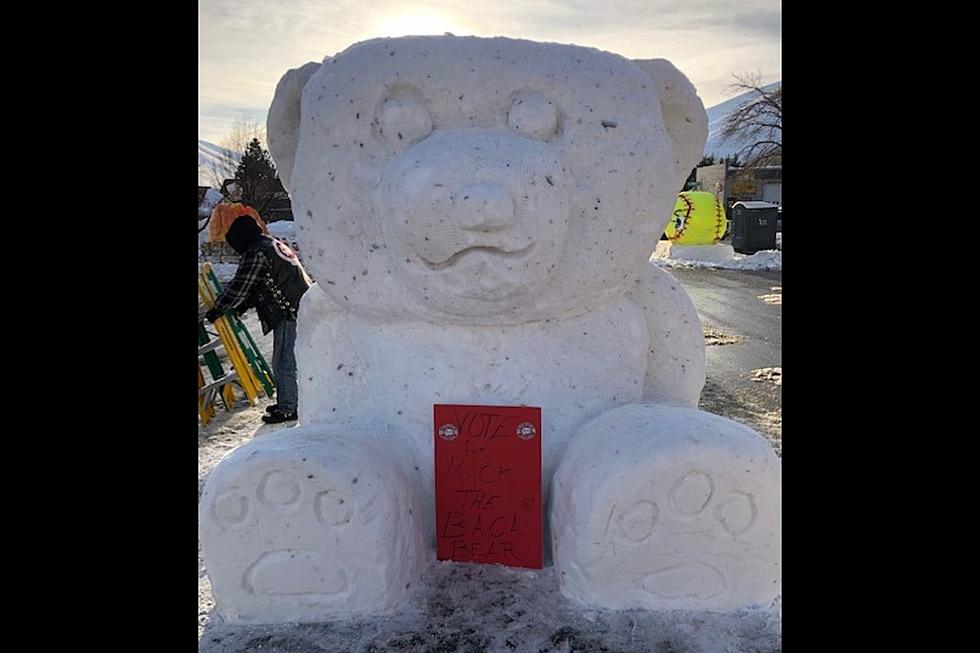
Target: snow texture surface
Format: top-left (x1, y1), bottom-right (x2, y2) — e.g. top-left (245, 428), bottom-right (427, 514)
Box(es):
top-left (199, 34), bottom-right (780, 628)
top-left (200, 558), bottom-right (781, 653)
top-left (198, 314), bottom-right (782, 651)
top-left (652, 251), bottom-right (782, 271)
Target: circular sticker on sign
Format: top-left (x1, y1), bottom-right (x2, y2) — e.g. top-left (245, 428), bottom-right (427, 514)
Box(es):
top-left (516, 422), bottom-right (536, 440)
top-left (438, 424), bottom-right (459, 441)
top-left (272, 239), bottom-right (300, 264)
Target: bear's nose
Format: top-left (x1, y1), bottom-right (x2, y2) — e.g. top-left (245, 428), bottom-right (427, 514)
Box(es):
top-left (454, 183), bottom-right (514, 232)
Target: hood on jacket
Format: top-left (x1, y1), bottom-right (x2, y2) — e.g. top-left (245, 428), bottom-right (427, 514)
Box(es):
top-left (225, 215), bottom-right (263, 254)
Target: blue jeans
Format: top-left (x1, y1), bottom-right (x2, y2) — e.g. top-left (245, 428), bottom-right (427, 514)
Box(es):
top-left (272, 318), bottom-right (298, 413)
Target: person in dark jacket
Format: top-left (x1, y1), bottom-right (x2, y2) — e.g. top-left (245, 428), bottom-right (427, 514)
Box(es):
top-left (205, 215), bottom-right (313, 424)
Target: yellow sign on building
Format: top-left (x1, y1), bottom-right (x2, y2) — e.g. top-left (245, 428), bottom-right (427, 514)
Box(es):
top-left (731, 180), bottom-right (758, 198)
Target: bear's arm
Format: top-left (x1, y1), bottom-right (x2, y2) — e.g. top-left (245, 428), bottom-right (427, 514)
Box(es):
top-left (296, 283), bottom-right (371, 423)
top-left (626, 263), bottom-right (705, 407)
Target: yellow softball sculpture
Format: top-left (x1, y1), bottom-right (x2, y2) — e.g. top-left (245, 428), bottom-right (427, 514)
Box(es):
top-left (664, 191), bottom-right (726, 245)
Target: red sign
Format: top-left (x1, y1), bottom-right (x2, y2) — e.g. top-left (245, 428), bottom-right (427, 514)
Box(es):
top-left (434, 404), bottom-right (542, 569)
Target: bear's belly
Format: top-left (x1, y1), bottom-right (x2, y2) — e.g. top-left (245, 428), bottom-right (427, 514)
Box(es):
top-left (345, 296), bottom-right (648, 468)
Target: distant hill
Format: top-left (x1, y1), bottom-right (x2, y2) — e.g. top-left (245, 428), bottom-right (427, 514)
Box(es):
top-left (703, 81), bottom-right (780, 159)
top-left (198, 140), bottom-right (241, 187)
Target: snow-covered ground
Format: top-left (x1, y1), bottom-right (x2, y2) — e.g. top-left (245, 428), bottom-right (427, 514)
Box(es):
top-left (205, 262), bottom-right (240, 283)
top-left (652, 248), bottom-right (781, 271)
top-left (200, 556), bottom-right (781, 652)
top-left (266, 219), bottom-right (296, 240)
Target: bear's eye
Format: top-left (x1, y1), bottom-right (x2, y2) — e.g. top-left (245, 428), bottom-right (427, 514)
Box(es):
top-left (507, 92), bottom-right (560, 140)
top-left (377, 94), bottom-right (433, 147)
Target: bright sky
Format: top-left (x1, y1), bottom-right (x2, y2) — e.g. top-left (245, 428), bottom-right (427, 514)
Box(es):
top-left (199, 0), bottom-right (780, 146)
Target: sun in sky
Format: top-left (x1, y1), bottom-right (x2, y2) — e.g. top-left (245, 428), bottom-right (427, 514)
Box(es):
top-left (370, 11), bottom-right (464, 38)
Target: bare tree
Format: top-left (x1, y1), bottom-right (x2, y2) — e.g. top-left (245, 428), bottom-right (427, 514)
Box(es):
top-left (720, 73), bottom-right (781, 170)
top-left (200, 116), bottom-right (266, 190)
top-left (222, 116), bottom-right (267, 156)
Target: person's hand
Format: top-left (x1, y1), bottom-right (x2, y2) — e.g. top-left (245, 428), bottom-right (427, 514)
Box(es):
top-left (205, 308), bottom-right (224, 323)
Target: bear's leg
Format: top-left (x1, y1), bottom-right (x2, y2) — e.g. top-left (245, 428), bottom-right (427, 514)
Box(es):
top-left (550, 403), bottom-right (780, 611)
top-left (199, 425), bottom-right (425, 624)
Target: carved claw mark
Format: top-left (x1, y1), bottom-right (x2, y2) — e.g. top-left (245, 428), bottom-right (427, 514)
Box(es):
top-left (243, 550), bottom-right (349, 597)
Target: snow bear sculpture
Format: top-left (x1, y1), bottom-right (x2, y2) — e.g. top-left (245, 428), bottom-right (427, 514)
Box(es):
top-left (200, 35), bottom-right (780, 624)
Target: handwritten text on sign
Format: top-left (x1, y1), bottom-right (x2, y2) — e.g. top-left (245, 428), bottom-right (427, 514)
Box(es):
top-left (434, 404), bottom-right (542, 569)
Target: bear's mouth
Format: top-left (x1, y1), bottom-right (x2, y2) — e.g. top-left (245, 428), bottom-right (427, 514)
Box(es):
top-left (421, 244), bottom-right (535, 270)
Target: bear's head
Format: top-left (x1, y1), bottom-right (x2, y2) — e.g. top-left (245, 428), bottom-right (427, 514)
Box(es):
top-left (268, 36), bottom-right (706, 325)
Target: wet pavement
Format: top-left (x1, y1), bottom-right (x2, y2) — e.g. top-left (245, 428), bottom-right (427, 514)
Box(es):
top-left (669, 266), bottom-right (782, 453)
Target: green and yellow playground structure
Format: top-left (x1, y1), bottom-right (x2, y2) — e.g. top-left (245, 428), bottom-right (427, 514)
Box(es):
top-left (197, 262), bottom-right (275, 426)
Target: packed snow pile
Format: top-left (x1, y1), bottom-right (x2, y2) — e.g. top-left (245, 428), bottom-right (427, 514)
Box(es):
top-left (266, 219), bottom-right (296, 240)
top-left (654, 241), bottom-right (735, 263)
top-left (758, 286), bottom-right (782, 305)
top-left (704, 326), bottom-right (744, 346)
top-left (652, 249), bottom-right (781, 271)
top-left (751, 367), bottom-right (782, 386)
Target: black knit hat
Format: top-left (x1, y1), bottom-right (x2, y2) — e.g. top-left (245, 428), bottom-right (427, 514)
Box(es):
top-left (225, 215), bottom-right (262, 254)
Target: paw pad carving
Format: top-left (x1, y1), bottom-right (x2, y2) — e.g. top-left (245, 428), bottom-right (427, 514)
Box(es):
top-left (213, 488), bottom-right (249, 526)
top-left (616, 500), bottom-right (659, 542)
top-left (714, 492), bottom-right (756, 536)
top-left (256, 470), bottom-right (302, 510)
top-left (641, 562), bottom-right (726, 599)
top-left (668, 471), bottom-right (713, 515)
top-left (315, 489), bottom-right (354, 527)
top-left (244, 550), bottom-right (349, 597)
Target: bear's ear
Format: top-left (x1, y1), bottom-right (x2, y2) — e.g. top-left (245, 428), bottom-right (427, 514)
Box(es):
top-left (267, 61), bottom-right (323, 195)
top-left (631, 59), bottom-right (708, 191)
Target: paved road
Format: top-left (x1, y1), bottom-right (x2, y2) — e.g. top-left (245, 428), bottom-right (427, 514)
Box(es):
top-left (668, 266), bottom-right (782, 451)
